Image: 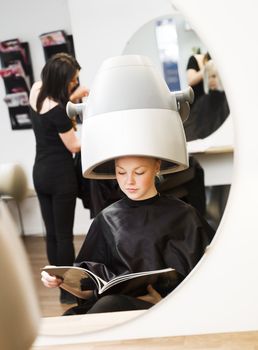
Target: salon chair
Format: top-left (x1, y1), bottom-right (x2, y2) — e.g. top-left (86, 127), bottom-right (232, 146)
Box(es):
top-left (0, 163), bottom-right (40, 350)
top-left (0, 163), bottom-right (30, 235)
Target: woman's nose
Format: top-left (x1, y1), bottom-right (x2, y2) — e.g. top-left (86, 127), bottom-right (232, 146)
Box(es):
top-left (126, 173), bottom-right (135, 184)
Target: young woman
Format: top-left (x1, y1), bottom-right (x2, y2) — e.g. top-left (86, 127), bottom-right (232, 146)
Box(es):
top-left (41, 155), bottom-right (214, 314)
top-left (184, 60), bottom-right (230, 141)
top-left (186, 52), bottom-right (211, 105)
top-left (30, 53), bottom-right (88, 304)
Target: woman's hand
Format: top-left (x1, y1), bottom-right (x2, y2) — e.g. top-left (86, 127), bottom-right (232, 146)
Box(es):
top-left (41, 270), bottom-right (63, 289)
top-left (41, 266), bottom-right (94, 299)
top-left (137, 284), bottom-right (162, 305)
top-left (70, 86), bottom-right (89, 102)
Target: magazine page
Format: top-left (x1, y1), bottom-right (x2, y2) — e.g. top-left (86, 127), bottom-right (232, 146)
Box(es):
top-left (107, 267), bottom-right (174, 285)
top-left (42, 266), bottom-right (177, 297)
top-left (100, 267), bottom-right (176, 295)
top-left (4, 92), bottom-right (29, 107)
top-left (39, 31), bottom-right (66, 47)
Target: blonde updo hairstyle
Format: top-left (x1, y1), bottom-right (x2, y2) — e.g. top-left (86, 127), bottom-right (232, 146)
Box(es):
top-left (203, 60), bottom-right (224, 94)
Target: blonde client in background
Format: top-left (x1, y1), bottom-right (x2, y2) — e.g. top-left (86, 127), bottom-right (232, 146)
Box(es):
top-left (184, 59), bottom-right (230, 141)
top-left (29, 53), bottom-right (88, 304)
top-left (186, 51), bottom-right (211, 106)
top-left (41, 154), bottom-right (214, 315)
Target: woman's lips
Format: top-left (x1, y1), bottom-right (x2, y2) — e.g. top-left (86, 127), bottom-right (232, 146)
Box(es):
top-left (126, 188), bottom-right (137, 192)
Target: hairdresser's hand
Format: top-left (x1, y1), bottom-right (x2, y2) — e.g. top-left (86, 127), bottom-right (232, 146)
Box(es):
top-left (137, 284), bottom-right (162, 305)
top-left (70, 86), bottom-right (89, 102)
top-left (41, 268), bottom-right (63, 289)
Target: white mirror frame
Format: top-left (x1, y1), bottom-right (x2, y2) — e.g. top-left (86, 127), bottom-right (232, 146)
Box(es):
top-left (35, 0), bottom-right (258, 346)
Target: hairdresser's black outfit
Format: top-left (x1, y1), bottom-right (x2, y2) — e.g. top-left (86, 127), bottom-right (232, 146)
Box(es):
top-left (30, 105), bottom-right (78, 270)
top-left (64, 193), bottom-right (214, 315)
top-left (184, 90), bottom-right (230, 141)
top-left (186, 55), bottom-right (205, 104)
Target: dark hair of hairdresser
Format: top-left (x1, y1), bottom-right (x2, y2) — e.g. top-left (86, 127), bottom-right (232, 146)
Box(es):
top-left (36, 52), bottom-right (81, 112)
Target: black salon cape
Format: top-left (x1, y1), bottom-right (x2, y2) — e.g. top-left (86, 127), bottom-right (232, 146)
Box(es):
top-left (75, 194), bottom-right (214, 297)
top-left (184, 90), bottom-right (230, 141)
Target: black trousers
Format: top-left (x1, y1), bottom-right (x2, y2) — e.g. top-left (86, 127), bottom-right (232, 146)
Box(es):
top-left (63, 294), bottom-right (153, 316)
top-left (33, 159), bottom-right (78, 266)
top-left (37, 191), bottom-right (76, 266)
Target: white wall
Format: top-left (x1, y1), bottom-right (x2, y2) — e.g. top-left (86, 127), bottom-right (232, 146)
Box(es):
top-left (0, 0), bottom-right (91, 235)
top-left (67, 0), bottom-right (174, 87)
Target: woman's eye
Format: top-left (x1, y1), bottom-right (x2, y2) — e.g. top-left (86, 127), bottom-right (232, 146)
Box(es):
top-left (135, 172), bottom-right (144, 175)
top-left (118, 172), bottom-right (126, 175)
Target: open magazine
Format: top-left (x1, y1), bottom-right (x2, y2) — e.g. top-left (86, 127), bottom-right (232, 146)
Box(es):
top-left (42, 265), bottom-right (177, 297)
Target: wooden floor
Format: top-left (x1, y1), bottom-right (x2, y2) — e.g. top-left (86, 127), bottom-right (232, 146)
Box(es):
top-left (22, 234), bottom-right (85, 317)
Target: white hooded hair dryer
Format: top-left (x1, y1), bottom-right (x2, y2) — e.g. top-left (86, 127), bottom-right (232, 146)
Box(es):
top-left (66, 55), bottom-right (194, 179)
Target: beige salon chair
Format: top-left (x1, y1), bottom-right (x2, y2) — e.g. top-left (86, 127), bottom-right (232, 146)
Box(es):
top-left (0, 163), bottom-right (40, 350)
top-left (0, 163), bottom-right (31, 235)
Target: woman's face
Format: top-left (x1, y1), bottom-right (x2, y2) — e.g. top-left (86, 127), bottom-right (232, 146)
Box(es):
top-left (208, 70), bottom-right (220, 90)
top-left (68, 70), bottom-right (79, 94)
top-left (115, 156), bottom-right (160, 200)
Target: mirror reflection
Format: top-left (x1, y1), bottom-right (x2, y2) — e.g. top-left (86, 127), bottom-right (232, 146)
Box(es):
top-left (122, 12), bottom-right (232, 232)
top-left (30, 51), bottom-right (215, 321)
top-left (29, 16), bottom-right (224, 331)
top-left (184, 57), bottom-right (230, 141)
top-left (24, 29), bottom-right (216, 331)
top-left (0, 5), bottom-right (231, 339)
top-left (123, 13), bottom-right (230, 141)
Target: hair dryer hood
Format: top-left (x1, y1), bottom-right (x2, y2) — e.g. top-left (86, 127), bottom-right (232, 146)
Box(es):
top-left (81, 55), bottom-right (188, 179)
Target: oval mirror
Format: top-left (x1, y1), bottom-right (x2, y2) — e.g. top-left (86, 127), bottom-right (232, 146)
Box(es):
top-left (123, 12), bottom-right (230, 142)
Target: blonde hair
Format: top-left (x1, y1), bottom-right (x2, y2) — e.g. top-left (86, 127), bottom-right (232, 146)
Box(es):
top-left (203, 60), bottom-right (224, 94)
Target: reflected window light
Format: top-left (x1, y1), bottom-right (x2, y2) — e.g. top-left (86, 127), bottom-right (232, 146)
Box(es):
top-left (155, 18), bottom-right (181, 91)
